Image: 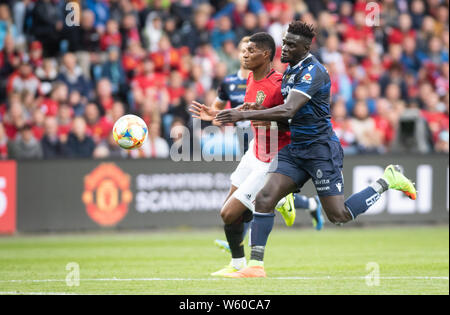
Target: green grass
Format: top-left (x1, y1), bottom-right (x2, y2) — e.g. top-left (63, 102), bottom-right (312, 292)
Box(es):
top-left (0, 226), bottom-right (448, 295)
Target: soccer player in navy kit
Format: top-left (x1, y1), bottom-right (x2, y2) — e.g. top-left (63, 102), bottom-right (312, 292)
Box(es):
top-left (216, 21), bottom-right (417, 278)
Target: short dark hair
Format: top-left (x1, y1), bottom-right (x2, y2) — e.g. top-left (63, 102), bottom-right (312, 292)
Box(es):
top-left (249, 32), bottom-right (276, 61)
top-left (287, 21), bottom-right (316, 43)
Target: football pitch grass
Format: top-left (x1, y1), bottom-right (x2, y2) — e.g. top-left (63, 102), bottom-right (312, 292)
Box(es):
top-left (0, 226), bottom-right (448, 295)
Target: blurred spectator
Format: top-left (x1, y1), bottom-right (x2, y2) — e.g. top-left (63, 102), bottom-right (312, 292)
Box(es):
top-left (28, 41), bottom-right (44, 69)
top-left (84, 102), bottom-right (113, 144)
top-left (41, 116), bottom-right (65, 159)
top-left (211, 15), bottom-right (236, 50)
top-left (94, 78), bottom-right (115, 116)
top-left (6, 62), bottom-right (40, 97)
top-left (38, 82), bottom-right (68, 118)
top-left (2, 95), bottom-right (26, 140)
top-left (100, 46), bottom-right (127, 98)
top-left (142, 12), bottom-right (163, 53)
top-left (235, 12), bottom-right (262, 41)
top-left (268, 7), bottom-right (294, 47)
top-left (63, 116), bottom-right (95, 158)
top-left (57, 53), bottom-right (91, 100)
top-left (35, 58), bottom-right (59, 97)
top-left (7, 123), bottom-right (43, 159)
top-left (177, 4), bottom-right (211, 54)
top-left (100, 19), bottom-right (122, 52)
top-left (331, 98), bottom-right (358, 155)
top-left (0, 4), bottom-right (18, 51)
top-left (350, 101), bottom-right (383, 153)
top-left (0, 122), bottom-right (7, 159)
top-left (31, 0), bottom-right (63, 58)
top-left (151, 35), bottom-right (183, 74)
top-left (130, 121), bottom-right (170, 158)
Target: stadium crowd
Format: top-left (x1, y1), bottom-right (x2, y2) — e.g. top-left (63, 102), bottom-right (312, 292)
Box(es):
top-left (0, 0), bottom-right (448, 160)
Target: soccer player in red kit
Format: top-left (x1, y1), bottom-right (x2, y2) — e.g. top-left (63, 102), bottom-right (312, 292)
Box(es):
top-left (191, 33), bottom-right (294, 276)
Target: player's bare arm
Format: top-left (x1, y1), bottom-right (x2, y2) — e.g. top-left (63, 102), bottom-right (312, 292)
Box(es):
top-left (215, 91), bottom-right (310, 124)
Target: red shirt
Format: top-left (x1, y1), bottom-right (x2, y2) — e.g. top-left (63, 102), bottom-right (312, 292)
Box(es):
top-left (100, 33), bottom-right (122, 51)
top-left (86, 117), bottom-right (113, 143)
top-left (245, 70), bottom-right (290, 163)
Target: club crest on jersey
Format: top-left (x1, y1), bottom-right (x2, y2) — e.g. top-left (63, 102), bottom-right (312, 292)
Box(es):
top-left (256, 91), bottom-right (266, 105)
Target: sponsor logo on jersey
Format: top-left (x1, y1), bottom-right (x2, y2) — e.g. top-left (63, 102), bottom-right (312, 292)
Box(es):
top-left (301, 73), bottom-right (312, 84)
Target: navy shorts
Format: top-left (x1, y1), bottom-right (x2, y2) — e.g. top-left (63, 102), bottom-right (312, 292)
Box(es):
top-left (270, 140), bottom-right (345, 196)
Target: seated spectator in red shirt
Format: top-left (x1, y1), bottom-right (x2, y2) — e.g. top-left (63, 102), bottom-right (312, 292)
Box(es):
top-left (331, 98), bottom-right (358, 155)
top-left (31, 108), bottom-right (45, 140)
top-left (95, 78), bottom-right (115, 115)
top-left (100, 19), bottom-right (122, 51)
top-left (57, 103), bottom-right (74, 137)
top-left (388, 13), bottom-right (416, 45)
top-left (6, 62), bottom-right (40, 97)
top-left (373, 98), bottom-right (396, 151)
top-left (38, 82), bottom-right (68, 117)
top-left (167, 70), bottom-right (185, 105)
top-left (122, 39), bottom-right (147, 79)
top-left (62, 116), bottom-right (95, 158)
top-left (421, 92), bottom-right (449, 145)
top-left (131, 58), bottom-right (168, 111)
top-left (2, 95), bottom-right (26, 140)
top-left (342, 11), bottom-right (374, 57)
top-left (28, 41), bottom-right (44, 69)
top-left (150, 35), bottom-right (183, 75)
top-left (84, 102), bottom-right (113, 144)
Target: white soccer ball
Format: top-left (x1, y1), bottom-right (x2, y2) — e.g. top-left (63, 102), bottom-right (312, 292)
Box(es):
top-left (112, 114), bottom-right (148, 150)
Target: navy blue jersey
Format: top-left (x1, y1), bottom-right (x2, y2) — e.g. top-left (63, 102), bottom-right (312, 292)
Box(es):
top-left (217, 71), bottom-right (247, 108)
top-left (281, 54), bottom-right (339, 146)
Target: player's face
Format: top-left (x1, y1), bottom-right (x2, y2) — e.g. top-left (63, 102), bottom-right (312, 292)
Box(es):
top-left (242, 42), bottom-right (268, 71)
top-left (281, 32), bottom-right (309, 66)
top-left (239, 43), bottom-right (249, 70)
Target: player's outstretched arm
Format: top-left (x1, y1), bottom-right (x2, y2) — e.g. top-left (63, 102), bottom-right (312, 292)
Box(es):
top-left (216, 91), bottom-right (310, 124)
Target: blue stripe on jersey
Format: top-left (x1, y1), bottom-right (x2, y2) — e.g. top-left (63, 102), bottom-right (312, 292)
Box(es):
top-left (282, 55), bottom-right (339, 146)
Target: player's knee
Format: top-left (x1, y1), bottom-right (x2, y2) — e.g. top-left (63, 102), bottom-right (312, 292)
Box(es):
top-left (255, 190), bottom-right (276, 213)
top-left (324, 207), bottom-right (352, 225)
top-left (220, 209), bottom-right (234, 225)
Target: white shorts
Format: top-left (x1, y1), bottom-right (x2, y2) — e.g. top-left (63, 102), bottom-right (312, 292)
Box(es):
top-left (230, 140), bottom-right (271, 212)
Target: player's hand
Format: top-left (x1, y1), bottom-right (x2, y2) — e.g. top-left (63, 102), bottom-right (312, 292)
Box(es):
top-left (189, 101), bottom-right (219, 121)
top-left (215, 109), bottom-right (243, 124)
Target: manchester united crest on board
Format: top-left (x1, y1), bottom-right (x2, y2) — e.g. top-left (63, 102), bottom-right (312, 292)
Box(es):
top-left (82, 163), bottom-right (132, 226)
top-left (256, 91), bottom-right (266, 105)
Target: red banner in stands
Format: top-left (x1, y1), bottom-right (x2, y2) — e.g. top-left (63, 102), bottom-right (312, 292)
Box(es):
top-left (0, 161), bottom-right (16, 234)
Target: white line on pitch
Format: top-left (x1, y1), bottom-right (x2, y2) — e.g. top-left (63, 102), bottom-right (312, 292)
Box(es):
top-left (0, 276), bottom-right (448, 283)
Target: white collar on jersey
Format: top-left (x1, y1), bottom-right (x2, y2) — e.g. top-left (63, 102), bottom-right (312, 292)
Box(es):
top-left (290, 53), bottom-right (313, 70)
top-left (237, 70), bottom-right (245, 80)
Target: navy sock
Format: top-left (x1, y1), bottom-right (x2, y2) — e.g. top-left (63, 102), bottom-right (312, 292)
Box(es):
top-left (344, 187), bottom-right (380, 219)
top-left (249, 212), bottom-right (275, 247)
top-left (243, 221), bottom-right (251, 239)
top-left (293, 194), bottom-right (310, 209)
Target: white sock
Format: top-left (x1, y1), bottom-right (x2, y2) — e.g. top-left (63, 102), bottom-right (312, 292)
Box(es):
top-left (231, 257), bottom-right (247, 270)
top-left (307, 197), bottom-right (318, 211)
